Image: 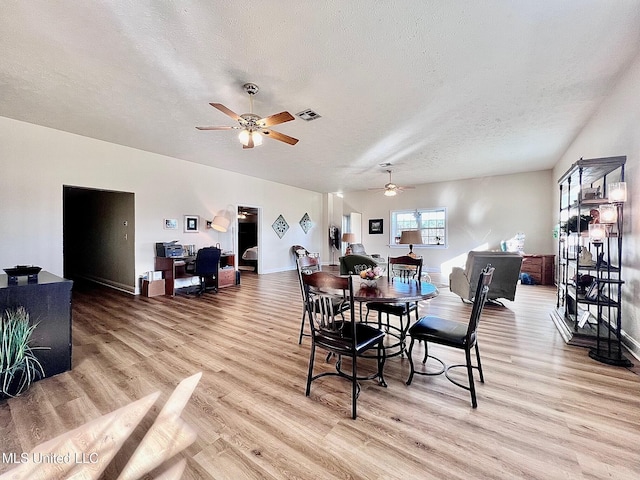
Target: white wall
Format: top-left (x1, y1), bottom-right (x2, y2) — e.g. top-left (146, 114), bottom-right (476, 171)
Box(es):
top-left (343, 170), bottom-right (555, 277)
top-left (0, 117), bottom-right (324, 292)
top-left (553, 52), bottom-right (640, 358)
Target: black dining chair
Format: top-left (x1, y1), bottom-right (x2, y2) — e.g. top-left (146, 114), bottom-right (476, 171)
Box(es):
top-left (406, 264), bottom-right (494, 408)
top-left (302, 271), bottom-right (387, 419)
top-left (365, 255), bottom-right (423, 357)
top-left (295, 254), bottom-right (349, 344)
top-left (191, 247), bottom-right (221, 295)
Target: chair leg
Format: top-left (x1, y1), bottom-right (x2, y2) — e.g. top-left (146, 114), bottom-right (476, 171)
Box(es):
top-left (422, 340), bottom-right (429, 364)
top-left (351, 353), bottom-right (358, 419)
top-left (465, 347), bottom-right (478, 408)
top-left (406, 336), bottom-right (417, 385)
top-left (475, 343), bottom-right (484, 383)
top-left (306, 344), bottom-right (316, 397)
top-left (298, 306), bottom-right (307, 344)
top-left (377, 341), bottom-right (387, 388)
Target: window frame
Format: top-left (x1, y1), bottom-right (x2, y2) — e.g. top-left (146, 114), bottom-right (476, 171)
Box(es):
top-left (389, 207), bottom-right (448, 248)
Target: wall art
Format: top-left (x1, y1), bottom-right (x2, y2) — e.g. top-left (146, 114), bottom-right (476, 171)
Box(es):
top-left (299, 212), bottom-right (312, 234)
top-left (272, 214), bottom-right (289, 239)
top-left (184, 215), bottom-right (199, 233)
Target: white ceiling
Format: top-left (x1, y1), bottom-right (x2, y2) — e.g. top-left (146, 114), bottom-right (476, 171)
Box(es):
top-left (2, 1), bottom-right (639, 193)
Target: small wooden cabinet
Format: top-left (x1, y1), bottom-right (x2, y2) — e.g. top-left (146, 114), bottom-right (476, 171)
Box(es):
top-left (521, 254), bottom-right (555, 285)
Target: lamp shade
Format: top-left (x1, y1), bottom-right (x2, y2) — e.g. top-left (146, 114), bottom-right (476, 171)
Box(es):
top-left (608, 182), bottom-right (627, 203)
top-left (588, 223), bottom-right (606, 243)
top-left (399, 230), bottom-right (422, 245)
top-left (342, 232), bottom-right (356, 244)
top-left (598, 203), bottom-right (617, 224)
top-left (211, 215), bottom-right (230, 232)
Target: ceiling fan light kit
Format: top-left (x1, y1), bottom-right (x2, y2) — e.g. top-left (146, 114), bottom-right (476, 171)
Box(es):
top-left (196, 83), bottom-right (298, 149)
top-left (370, 170), bottom-right (414, 196)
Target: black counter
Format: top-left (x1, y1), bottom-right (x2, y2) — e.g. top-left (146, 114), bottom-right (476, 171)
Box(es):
top-left (0, 271), bottom-right (73, 379)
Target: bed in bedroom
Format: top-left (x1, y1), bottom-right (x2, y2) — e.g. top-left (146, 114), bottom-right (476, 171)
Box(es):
top-left (241, 246), bottom-right (258, 272)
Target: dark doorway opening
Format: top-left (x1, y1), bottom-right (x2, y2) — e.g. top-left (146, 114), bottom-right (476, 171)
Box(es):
top-left (63, 186), bottom-right (135, 293)
top-left (237, 206), bottom-right (259, 273)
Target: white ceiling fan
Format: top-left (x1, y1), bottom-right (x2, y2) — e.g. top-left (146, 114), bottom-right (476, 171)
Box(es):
top-left (369, 170), bottom-right (415, 196)
top-left (196, 83), bottom-right (299, 149)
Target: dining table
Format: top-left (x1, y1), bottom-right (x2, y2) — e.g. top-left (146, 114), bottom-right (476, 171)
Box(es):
top-left (352, 275), bottom-right (439, 358)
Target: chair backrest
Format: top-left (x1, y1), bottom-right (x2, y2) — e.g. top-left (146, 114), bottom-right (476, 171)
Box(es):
top-left (291, 245), bottom-right (310, 259)
top-left (194, 247), bottom-right (221, 276)
top-left (464, 251), bottom-right (522, 301)
top-left (388, 255), bottom-right (423, 282)
top-left (467, 265), bottom-right (495, 341)
top-left (339, 254), bottom-right (379, 275)
top-left (302, 271), bottom-right (354, 344)
top-left (349, 243), bottom-right (367, 255)
top-left (296, 254), bottom-right (321, 299)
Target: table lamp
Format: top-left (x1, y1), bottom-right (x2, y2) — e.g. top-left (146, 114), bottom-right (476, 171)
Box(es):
top-left (342, 232), bottom-right (356, 254)
top-left (399, 230), bottom-right (422, 258)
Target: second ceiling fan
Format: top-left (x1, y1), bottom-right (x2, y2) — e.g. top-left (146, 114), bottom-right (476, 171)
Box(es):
top-left (196, 83), bottom-right (299, 149)
top-left (369, 170), bottom-right (415, 196)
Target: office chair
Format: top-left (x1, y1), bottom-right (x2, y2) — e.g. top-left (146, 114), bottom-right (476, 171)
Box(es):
top-left (406, 264), bottom-right (494, 408)
top-left (192, 247), bottom-right (221, 295)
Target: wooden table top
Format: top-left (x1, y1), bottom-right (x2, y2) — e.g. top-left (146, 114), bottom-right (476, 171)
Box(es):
top-left (352, 276), bottom-right (439, 302)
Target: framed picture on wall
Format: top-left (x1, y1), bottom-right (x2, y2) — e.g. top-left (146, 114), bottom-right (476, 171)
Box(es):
top-left (369, 218), bottom-right (383, 234)
top-left (164, 218), bottom-right (178, 230)
top-left (184, 215), bottom-right (199, 233)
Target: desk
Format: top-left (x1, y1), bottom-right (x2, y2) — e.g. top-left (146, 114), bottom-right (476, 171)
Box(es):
top-left (154, 256), bottom-right (196, 296)
top-left (155, 254), bottom-right (238, 295)
top-left (353, 276), bottom-right (439, 357)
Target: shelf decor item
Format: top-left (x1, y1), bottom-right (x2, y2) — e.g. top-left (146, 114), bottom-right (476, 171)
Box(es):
top-left (598, 203), bottom-right (617, 224)
top-left (272, 214), bottom-right (289, 239)
top-left (359, 266), bottom-right (382, 288)
top-left (608, 182), bottom-right (627, 203)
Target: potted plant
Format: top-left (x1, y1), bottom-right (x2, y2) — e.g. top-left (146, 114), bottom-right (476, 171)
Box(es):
top-left (1, 306), bottom-right (45, 399)
top-left (561, 214), bottom-right (592, 234)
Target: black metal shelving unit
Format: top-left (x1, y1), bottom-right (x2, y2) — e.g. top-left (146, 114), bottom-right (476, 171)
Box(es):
top-left (553, 156), bottom-right (632, 367)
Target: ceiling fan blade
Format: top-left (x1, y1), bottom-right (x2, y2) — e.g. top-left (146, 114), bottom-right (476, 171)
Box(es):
top-left (210, 103), bottom-right (242, 122)
top-left (398, 186), bottom-right (415, 190)
top-left (263, 129), bottom-right (299, 145)
top-left (195, 126), bottom-right (236, 130)
top-left (258, 111), bottom-right (295, 127)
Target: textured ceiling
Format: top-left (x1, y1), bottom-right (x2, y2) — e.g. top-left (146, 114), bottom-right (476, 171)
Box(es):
top-left (1, 1), bottom-right (639, 193)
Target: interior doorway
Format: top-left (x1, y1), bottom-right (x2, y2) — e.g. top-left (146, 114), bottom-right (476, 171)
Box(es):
top-left (63, 185), bottom-right (135, 292)
top-left (237, 206), bottom-right (260, 274)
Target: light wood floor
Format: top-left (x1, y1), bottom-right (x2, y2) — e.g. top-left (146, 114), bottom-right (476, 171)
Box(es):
top-left (2, 270), bottom-right (640, 479)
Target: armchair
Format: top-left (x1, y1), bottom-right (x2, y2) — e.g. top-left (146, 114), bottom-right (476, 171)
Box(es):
top-left (449, 251), bottom-right (522, 304)
top-left (347, 244), bottom-right (387, 269)
top-left (339, 254), bottom-right (380, 275)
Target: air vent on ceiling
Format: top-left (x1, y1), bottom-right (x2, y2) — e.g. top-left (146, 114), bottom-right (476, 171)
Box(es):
top-left (296, 109), bottom-right (322, 121)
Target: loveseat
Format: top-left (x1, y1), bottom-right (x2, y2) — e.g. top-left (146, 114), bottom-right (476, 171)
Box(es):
top-left (449, 251), bottom-right (523, 303)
